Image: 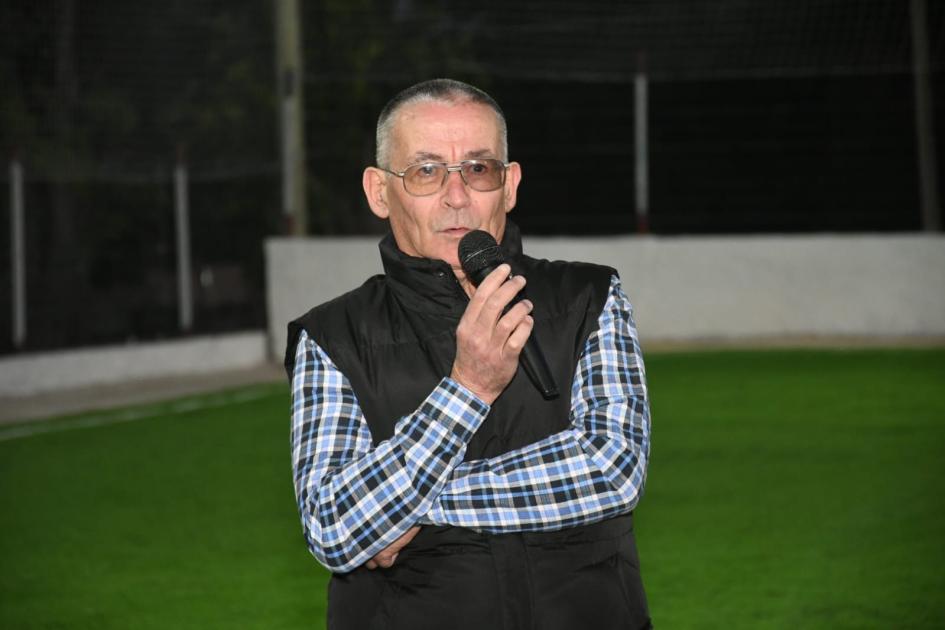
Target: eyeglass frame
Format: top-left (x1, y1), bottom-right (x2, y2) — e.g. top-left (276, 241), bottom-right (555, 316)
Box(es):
top-left (378, 159), bottom-right (511, 197)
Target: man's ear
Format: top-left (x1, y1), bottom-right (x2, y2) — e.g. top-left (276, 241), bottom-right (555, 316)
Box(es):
top-left (503, 162), bottom-right (523, 213)
top-left (363, 167), bottom-right (390, 219)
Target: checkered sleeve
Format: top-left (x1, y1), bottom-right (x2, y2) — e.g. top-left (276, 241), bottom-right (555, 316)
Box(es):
top-left (423, 275), bottom-right (650, 532)
top-left (291, 329), bottom-right (490, 573)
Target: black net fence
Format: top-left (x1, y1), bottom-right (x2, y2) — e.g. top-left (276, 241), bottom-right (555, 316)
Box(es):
top-left (1, 0), bottom-right (943, 354)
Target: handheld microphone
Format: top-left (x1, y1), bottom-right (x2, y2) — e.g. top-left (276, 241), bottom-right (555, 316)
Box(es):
top-left (458, 230), bottom-right (559, 399)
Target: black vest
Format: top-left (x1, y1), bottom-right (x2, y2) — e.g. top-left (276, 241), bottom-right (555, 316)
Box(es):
top-left (285, 224), bottom-right (650, 630)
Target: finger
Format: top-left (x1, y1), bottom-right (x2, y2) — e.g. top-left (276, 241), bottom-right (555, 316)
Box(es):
top-left (504, 314), bottom-right (534, 356)
top-left (466, 264), bottom-right (512, 316)
top-left (375, 551), bottom-right (397, 568)
top-left (478, 274), bottom-right (526, 327)
top-left (366, 559), bottom-right (378, 570)
top-left (478, 263), bottom-right (512, 293)
top-left (493, 298), bottom-right (533, 342)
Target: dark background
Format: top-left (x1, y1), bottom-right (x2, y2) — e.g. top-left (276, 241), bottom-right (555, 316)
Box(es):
top-left (1, 0), bottom-right (943, 353)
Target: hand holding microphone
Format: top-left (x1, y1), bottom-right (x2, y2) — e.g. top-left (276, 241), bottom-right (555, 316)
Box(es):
top-left (451, 230), bottom-right (559, 402)
top-left (449, 259), bottom-right (534, 405)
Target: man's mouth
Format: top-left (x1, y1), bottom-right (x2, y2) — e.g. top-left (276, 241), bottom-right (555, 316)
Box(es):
top-left (441, 227), bottom-right (471, 236)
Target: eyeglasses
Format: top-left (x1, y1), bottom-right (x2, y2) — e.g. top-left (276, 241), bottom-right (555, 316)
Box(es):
top-left (380, 159), bottom-right (509, 197)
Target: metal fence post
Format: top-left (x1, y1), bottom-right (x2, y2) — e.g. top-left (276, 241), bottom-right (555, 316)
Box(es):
top-left (634, 55), bottom-right (650, 234)
top-left (10, 157), bottom-right (26, 348)
top-left (275, 0), bottom-right (307, 236)
top-left (910, 0), bottom-right (941, 231)
top-left (174, 149), bottom-right (193, 332)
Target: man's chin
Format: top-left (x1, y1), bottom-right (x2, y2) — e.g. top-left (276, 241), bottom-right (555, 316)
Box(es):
top-left (432, 233), bottom-right (471, 264)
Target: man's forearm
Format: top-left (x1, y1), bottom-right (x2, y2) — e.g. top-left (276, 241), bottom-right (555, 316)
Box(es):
top-left (291, 332), bottom-right (489, 572)
top-left (422, 275), bottom-right (651, 533)
top-left (422, 407), bottom-right (649, 532)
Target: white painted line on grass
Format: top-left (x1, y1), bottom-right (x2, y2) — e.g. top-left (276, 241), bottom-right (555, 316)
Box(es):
top-left (0, 387), bottom-right (279, 443)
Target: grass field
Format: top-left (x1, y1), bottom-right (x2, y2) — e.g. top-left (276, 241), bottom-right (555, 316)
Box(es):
top-left (1, 349), bottom-right (943, 629)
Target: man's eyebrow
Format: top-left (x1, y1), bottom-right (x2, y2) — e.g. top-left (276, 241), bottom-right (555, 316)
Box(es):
top-left (410, 151), bottom-right (445, 163)
top-left (465, 149), bottom-right (496, 159)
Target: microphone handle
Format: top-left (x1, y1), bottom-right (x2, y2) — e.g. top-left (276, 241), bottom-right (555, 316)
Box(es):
top-left (521, 334), bottom-right (559, 399)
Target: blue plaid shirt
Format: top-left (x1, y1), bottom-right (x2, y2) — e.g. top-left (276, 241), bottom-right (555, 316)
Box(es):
top-left (291, 275), bottom-right (650, 573)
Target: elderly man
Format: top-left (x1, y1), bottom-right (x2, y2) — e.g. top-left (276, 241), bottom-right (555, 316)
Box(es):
top-left (286, 79), bottom-right (652, 630)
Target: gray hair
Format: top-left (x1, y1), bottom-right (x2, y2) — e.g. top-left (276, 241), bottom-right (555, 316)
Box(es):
top-left (375, 78), bottom-right (508, 169)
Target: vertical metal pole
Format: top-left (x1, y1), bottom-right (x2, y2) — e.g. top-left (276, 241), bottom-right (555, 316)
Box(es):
top-left (910, 0), bottom-right (940, 231)
top-left (634, 61), bottom-right (650, 234)
top-left (174, 151), bottom-right (193, 332)
top-left (10, 158), bottom-right (26, 348)
top-left (275, 0), bottom-right (307, 236)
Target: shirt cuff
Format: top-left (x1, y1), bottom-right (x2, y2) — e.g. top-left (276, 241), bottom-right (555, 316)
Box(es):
top-left (415, 377), bottom-right (491, 442)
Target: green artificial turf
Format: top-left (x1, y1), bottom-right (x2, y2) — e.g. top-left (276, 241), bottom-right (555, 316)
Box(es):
top-left (0, 385), bottom-right (326, 630)
top-left (638, 349), bottom-right (945, 628)
top-left (1, 349), bottom-right (943, 629)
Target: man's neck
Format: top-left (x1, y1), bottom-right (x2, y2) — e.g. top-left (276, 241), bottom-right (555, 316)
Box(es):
top-left (452, 266), bottom-right (475, 298)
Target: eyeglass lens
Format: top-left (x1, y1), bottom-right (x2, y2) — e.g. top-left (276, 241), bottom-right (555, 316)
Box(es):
top-left (403, 160), bottom-right (505, 196)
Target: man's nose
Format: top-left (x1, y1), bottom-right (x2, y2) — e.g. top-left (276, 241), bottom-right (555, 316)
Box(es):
top-left (443, 169), bottom-right (471, 207)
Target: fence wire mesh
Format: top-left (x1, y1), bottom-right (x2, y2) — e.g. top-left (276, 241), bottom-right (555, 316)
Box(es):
top-left (2, 0), bottom-right (943, 354)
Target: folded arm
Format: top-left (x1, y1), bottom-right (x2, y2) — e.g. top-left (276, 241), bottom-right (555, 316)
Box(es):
top-left (290, 264), bottom-right (533, 572)
top-left (290, 331), bottom-right (489, 573)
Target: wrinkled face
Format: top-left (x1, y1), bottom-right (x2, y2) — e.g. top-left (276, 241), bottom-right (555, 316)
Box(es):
top-left (363, 100), bottom-right (522, 278)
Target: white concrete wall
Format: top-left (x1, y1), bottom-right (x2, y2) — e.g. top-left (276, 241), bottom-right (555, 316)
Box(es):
top-left (266, 234), bottom-right (945, 357)
top-left (0, 331), bottom-right (267, 396)
top-left (266, 237), bottom-right (385, 360)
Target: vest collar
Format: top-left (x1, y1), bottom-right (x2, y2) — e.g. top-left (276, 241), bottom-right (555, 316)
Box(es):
top-left (379, 221), bottom-right (524, 314)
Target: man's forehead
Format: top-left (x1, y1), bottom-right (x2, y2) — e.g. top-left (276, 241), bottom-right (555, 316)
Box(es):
top-left (397, 98), bottom-right (496, 123)
top-left (391, 100), bottom-right (501, 158)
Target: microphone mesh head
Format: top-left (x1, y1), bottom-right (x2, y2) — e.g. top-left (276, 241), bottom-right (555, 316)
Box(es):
top-left (459, 230), bottom-right (504, 278)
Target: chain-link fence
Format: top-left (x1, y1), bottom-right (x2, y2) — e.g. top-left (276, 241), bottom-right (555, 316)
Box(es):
top-left (2, 0), bottom-right (943, 355)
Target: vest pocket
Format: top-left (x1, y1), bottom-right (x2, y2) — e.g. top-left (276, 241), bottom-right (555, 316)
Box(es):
top-left (528, 534), bottom-right (650, 630)
top-left (373, 548), bottom-right (502, 630)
